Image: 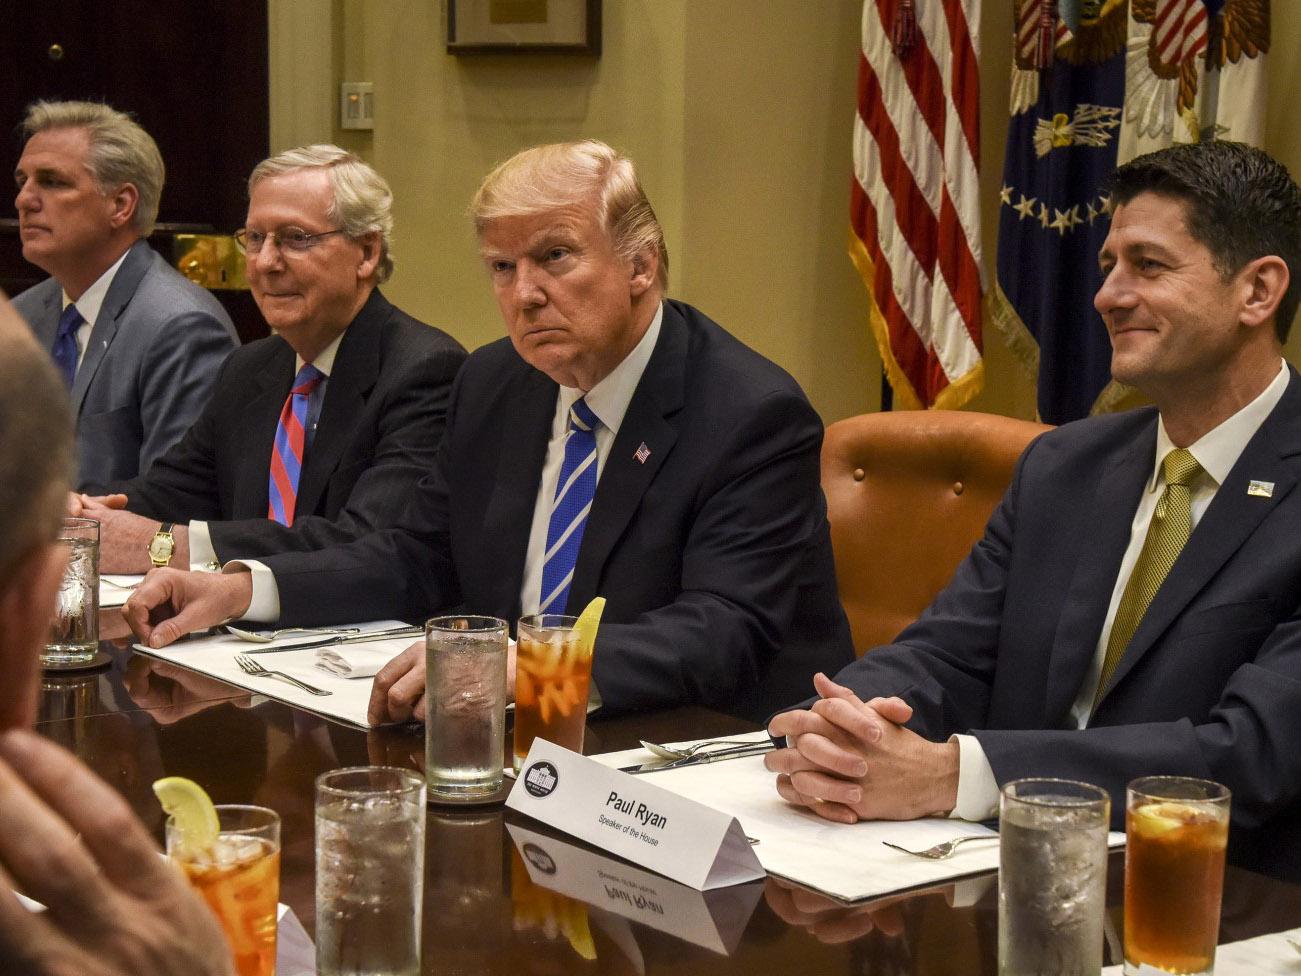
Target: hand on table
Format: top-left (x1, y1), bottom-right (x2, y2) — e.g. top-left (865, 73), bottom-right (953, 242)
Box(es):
top-left (368, 638), bottom-right (518, 725)
top-left (73, 496), bottom-right (189, 574)
top-left (123, 568), bottom-right (252, 648)
top-left (765, 673), bottom-right (959, 823)
top-left (0, 729), bottom-right (234, 976)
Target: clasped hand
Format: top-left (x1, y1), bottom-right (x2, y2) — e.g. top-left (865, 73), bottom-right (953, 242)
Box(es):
top-left (765, 673), bottom-right (959, 823)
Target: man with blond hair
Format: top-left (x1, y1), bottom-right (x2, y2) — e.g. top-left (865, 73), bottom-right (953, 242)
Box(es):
top-left (75, 145), bottom-right (465, 573)
top-left (0, 293), bottom-right (235, 975)
top-left (128, 139), bottom-right (853, 722)
top-left (13, 100), bottom-right (237, 488)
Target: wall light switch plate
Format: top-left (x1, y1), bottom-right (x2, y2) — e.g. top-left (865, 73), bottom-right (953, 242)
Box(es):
top-left (340, 82), bottom-right (374, 130)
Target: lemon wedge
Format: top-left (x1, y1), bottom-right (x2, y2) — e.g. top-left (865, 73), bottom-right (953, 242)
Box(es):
top-left (574, 596), bottom-right (606, 661)
top-left (153, 776), bottom-right (220, 855)
top-left (1132, 801), bottom-right (1198, 839)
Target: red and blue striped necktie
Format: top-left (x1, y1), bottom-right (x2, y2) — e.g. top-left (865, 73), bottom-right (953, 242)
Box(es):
top-left (268, 364), bottom-right (324, 526)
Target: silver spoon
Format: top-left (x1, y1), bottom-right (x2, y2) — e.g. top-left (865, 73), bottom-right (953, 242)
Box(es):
top-left (638, 737), bottom-right (771, 761)
top-left (225, 625), bottom-right (361, 644)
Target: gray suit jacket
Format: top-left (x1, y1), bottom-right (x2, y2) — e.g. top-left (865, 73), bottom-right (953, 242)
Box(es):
top-left (14, 239), bottom-right (237, 489)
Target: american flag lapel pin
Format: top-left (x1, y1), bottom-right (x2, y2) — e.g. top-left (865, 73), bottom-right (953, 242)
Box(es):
top-left (634, 442), bottom-right (651, 464)
top-left (1246, 480), bottom-right (1274, 498)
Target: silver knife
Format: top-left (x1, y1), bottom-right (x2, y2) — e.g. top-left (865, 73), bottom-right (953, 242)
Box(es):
top-left (619, 742), bottom-right (775, 775)
top-left (242, 626), bottom-right (424, 654)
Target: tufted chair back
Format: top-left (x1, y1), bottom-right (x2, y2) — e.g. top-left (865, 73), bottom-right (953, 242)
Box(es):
top-left (821, 410), bottom-right (1051, 656)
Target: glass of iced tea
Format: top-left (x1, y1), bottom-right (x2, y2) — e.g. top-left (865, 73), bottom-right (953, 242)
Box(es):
top-left (513, 613), bottom-right (590, 770)
top-left (166, 805), bottom-right (281, 976)
top-left (1124, 776), bottom-right (1230, 976)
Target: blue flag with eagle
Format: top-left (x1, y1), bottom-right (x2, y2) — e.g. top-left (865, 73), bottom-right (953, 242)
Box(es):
top-left (993, 0), bottom-right (1269, 423)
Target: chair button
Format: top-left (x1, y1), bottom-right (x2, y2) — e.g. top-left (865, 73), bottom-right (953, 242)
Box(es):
top-left (952, 481), bottom-right (964, 495)
top-left (853, 468), bottom-right (866, 482)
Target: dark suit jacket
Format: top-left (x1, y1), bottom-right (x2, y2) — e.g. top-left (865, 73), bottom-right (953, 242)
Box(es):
top-left (832, 371), bottom-right (1301, 879)
top-left (108, 289), bottom-right (466, 561)
top-left (15, 240), bottom-right (237, 489)
top-left (263, 300), bottom-right (854, 720)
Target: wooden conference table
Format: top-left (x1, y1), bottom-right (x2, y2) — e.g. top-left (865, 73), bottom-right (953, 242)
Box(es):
top-left (35, 628), bottom-right (1301, 975)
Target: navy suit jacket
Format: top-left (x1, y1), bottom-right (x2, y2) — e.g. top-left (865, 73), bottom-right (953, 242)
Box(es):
top-left (107, 290), bottom-right (466, 561)
top-left (263, 300), bottom-right (854, 720)
top-left (15, 240), bottom-right (237, 489)
top-left (833, 371), bottom-right (1301, 879)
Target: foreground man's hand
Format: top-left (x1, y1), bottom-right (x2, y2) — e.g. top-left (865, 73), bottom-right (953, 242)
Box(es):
top-left (123, 568), bottom-right (252, 648)
top-left (0, 729), bottom-right (234, 976)
top-left (766, 673), bottom-right (959, 822)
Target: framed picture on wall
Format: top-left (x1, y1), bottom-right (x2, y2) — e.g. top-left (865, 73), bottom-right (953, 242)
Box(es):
top-left (447, 0), bottom-right (601, 55)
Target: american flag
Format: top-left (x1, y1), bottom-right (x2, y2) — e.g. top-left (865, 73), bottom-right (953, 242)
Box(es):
top-left (849, 0), bottom-right (984, 410)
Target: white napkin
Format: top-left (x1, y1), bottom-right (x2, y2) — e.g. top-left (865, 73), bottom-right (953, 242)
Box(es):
top-left (99, 574), bottom-right (145, 608)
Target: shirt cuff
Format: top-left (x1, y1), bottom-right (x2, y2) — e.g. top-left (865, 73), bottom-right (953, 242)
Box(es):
top-left (188, 521), bottom-right (218, 571)
top-left (223, 560), bottom-right (281, 623)
top-left (948, 734), bottom-right (1000, 821)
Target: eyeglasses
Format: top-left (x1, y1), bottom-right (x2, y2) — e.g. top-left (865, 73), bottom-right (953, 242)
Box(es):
top-left (234, 226), bottom-right (346, 255)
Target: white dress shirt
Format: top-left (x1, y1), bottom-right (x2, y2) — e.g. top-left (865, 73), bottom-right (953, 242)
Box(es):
top-left (235, 306), bottom-right (663, 624)
top-left (518, 304), bottom-right (663, 615)
top-left (61, 249), bottom-right (130, 370)
top-left (950, 361), bottom-right (1290, 821)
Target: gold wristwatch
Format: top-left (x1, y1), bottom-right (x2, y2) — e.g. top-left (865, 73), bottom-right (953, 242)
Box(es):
top-left (148, 522), bottom-right (176, 568)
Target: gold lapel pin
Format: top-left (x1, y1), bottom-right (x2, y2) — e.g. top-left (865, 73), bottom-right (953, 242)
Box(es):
top-left (1247, 480), bottom-right (1275, 498)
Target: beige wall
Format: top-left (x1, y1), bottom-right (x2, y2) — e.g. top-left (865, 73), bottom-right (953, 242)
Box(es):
top-left (271, 0), bottom-right (1300, 425)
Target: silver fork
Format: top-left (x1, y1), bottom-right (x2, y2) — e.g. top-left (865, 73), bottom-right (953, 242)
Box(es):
top-left (234, 654), bottom-right (333, 696)
top-left (639, 737), bottom-right (770, 761)
top-left (882, 835), bottom-right (999, 860)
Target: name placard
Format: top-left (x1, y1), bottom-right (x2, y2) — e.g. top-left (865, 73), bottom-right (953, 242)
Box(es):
top-left (506, 739), bottom-right (765, 890)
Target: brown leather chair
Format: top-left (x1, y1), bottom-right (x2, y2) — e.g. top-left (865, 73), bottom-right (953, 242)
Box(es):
top-left (822, 410), bottom-right (1051, 656)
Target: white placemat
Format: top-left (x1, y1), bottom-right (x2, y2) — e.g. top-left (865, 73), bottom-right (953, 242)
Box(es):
top-left (594, 736), bottom-right (1124, 903)
top-left (99, 574), bottom-right (145, 608)
top-left (133, 621), bottom-right (417, 728)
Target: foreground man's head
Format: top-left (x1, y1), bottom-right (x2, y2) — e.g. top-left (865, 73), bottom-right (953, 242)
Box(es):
top-left (471, 140), bottom-right (668, 391)
top-left (0, 294), bottom-right (74, 729)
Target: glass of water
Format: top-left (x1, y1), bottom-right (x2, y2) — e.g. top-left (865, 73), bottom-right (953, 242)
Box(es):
top-left (315, 766), bottom-right (426, 976)
top-left (425, 615), bottom-right (508, 800)
top-left (998, 777), bottom-right (1110, 976)
top-left (44, 517), bottom-right (99, 666)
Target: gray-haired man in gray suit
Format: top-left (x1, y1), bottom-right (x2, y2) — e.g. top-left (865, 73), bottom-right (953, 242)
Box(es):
top-left (12, 100), bottom-right (236, 490)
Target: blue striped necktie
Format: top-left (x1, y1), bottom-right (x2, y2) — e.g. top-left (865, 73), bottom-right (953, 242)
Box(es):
top-left (540, 398), bottom-right (602, 614)
top-left (52, 304), bottom-right (83, 387)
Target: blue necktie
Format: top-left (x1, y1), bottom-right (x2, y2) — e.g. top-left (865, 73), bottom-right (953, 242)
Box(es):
top-left (540, 398), bottom-right (602, 614)
top-left (52, 304), bottom-right (83, 387)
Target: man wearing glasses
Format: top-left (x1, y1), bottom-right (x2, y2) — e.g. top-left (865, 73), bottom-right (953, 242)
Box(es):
top-left (12, 100), bottom-right (237, 489)
top-left (74, 145), bottom-right (466, 572)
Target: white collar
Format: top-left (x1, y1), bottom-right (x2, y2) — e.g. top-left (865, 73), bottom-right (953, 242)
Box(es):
top-left (1149, 360), bottom-right (1290, 491)
top-left (556, 302), bottom-right (663, 435)
top-left (296, 329), bottom-right (346, 378)
top-left (62, 247), bottom-right (131, 327)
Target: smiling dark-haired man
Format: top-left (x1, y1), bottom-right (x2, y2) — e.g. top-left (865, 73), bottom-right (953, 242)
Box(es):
top-left (766, 141), bottom-right (1301, 882)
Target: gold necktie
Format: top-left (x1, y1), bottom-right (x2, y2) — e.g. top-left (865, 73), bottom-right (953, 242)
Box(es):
top-left (1093, 449), bottom-right (1203, 707)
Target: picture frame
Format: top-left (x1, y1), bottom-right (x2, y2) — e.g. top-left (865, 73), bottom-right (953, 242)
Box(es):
top-left (448, 0), bottom-right (602, 56)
